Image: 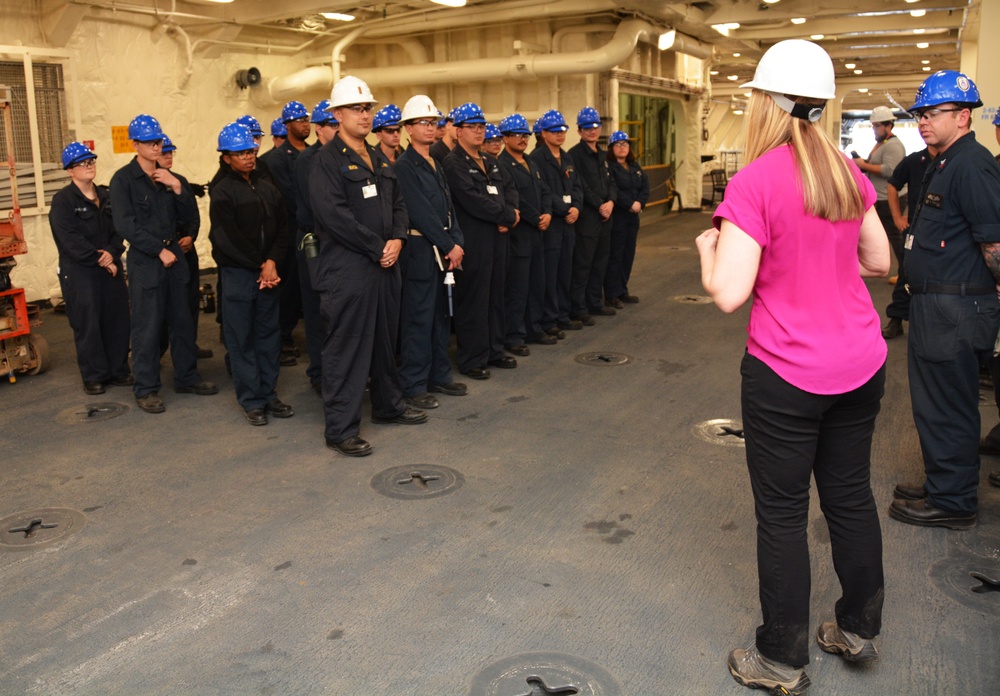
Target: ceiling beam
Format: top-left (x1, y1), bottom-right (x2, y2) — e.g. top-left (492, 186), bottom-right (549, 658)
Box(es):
top-left (703, 0), bottom-right (972, 25)
top-left (730, 11), bottom-right (963, 41)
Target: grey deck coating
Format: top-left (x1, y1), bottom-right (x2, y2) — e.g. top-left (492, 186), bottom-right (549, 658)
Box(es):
top-left (1, 210), bottom-right (998, 695)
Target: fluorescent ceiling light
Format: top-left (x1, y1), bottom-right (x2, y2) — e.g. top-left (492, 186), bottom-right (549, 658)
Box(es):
top-left (913, 28), bottom-right (925, 34)
top-left (811, 34), bottom-right (824, 40)
top-left (910, 9), bottom-right (926, 17)
top-left (845, 63), bottom-right (856, 69)
top-left (790, 18), bottom-right (806, 25)
top-left (921, 59), bottom-right (930, 64)
top-left (658, 30), bottom-right (676, 50)
top-left (727, 75), bottom-right (739, 81)
top-left (762, 0), bottom-right (781, 4)
top-left (922, 66), bottom-right (931, 71)
top-left (709, 70), bottom-right (719, 75)
top-left (733, 110), bottom-right (744, 115)
top-left (858, 88), bottom-right (868, 93)
top-left (854, 69), bottom-right (863, 74)
top-left (321, 12), bottom-right (355, 21)
top-left (916, 42), bottom-right (929, 48)
top-left (711, 23), bottom-right (740, 36)
top-left (430, 0), bottom-right (466, 6)
top-left (733, 52), bottom-right (741, 57)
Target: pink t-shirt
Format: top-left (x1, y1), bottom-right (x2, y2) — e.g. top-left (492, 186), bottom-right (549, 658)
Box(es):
top-left (713, 144), bottom-right (885, 395)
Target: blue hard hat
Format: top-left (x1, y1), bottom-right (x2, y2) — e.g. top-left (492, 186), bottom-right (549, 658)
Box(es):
top-left (577, 106), bottom-right (601, 128)
top-left (61, 141), bottom-right (96, 169)
top-left (453, 102), bottom-right (486, 126)
top-left (281, 100), bottom-right (309, 123)
top-left (128, 113), bottom-right (165, 141)
top-left (993, 111), bottom-right (1000, 127)
top-left (235, 114), bottom-right (264, 137)
top-left (537, 110), bottom-right (568, 133)
top-left (911, 70), bottom-right (983, 111)
top-left (217, 122), bottom-right (256, 153)
top-left (532, 118), bottom-right (542, 134)
top-left (161, 135), bottom-right (177, 153)
top-left (499, 114), bottom-right (530, 135)
top-left (484, 123), bottom-right (502, 140)
top-left (270, 117), bottom-right (287, 137)
top-left (311, 99), bottom-right (338, 125)
top-left (608, 130), bottom-right (629, 145)
top-left (372, 104), bottom-right (402, 132)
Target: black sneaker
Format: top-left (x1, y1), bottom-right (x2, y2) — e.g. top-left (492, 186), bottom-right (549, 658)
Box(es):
top-left (266, 399), bottom-right (295, 418)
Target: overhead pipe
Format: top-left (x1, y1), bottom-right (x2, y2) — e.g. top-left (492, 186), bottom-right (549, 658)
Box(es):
top-left (268, 17), bottom-right (660, 100)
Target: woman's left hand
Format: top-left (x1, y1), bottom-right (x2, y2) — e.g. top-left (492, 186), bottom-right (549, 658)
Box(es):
top-left (696, 228), bottom-right (720, 256)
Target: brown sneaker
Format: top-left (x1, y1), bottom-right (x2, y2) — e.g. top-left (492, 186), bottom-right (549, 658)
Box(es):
top-left (728, 643), bottom-right (810, 694)
top-left (817, 622), bottom-right (878, 663)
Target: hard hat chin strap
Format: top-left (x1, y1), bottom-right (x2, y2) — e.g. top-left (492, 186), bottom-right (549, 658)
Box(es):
top-left (768, 92), bottom-right (826, 123)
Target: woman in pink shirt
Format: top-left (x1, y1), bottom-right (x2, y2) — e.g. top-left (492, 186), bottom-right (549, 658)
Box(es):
top-left (696, 40), bottom-right (890, 695)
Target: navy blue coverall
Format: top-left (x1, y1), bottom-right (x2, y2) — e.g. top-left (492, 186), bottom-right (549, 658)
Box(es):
top-left (605, 158), bottom-right (649, 301)
top-left (49, 182), bottom-right (130, 384)
top-left (268, 139), bottom-right (307, 348)
top-left (292, 141), bottom-right (327, 389)
top-left (308, 135), bottom-right (410, 445)
top-left (498, 150), bottom-right (551, 346)
top-left (568, 142), bottom-right (617, 315)
top-left (444, 146), bottom-right (518, 372)
top-left (529, 146), bottom-right (583, 330)
top-left (394, 147), bottom-right (465, 396)
top-left (904, 132), bottom-right (1000, 515)
top-left (110, 157), bottom-right (202, 397)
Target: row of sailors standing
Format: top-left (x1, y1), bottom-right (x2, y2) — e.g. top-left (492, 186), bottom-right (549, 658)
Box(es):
top-left (50, 75), bottom-right (649, 459)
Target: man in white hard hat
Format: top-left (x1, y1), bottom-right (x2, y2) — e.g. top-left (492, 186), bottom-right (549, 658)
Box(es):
top-left (853, 105), bottom-right (906, 339)
top-left (308, 76), bottom-right (427, 457)
top-left (394, 94), bottom-right (468, 408)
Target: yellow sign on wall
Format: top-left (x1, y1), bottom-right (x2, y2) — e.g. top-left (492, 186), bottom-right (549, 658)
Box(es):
top-left (111, 125), bottom-right (133, 154)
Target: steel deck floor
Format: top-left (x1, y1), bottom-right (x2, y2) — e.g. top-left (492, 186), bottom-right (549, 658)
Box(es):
top-left (1, 210), bottom-right (998, 695)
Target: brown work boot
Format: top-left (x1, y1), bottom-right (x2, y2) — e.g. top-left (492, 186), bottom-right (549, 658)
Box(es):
top-left (728, 643), bottom-right (810, 694)
top-left (881, 317), bottom-right (904, 339)
top-left (817, 622), bottom-right (878, 663)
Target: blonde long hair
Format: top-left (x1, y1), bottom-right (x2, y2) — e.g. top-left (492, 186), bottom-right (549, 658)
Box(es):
top-left (743, 90), bottom-right (865, 222)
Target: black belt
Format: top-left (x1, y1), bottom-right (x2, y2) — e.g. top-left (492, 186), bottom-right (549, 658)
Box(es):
top-left (906, 282), bottom-right (995, 296)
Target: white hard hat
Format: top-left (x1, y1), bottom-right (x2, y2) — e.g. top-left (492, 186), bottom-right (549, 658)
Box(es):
top-left (328, 75), bottom-right (378, 109)
top-left (400, 94), bottom-right (437, 123)
top-left (741, 39), bottom-right (836, 100)
top-left (869, 105), bottom-right (896, 123)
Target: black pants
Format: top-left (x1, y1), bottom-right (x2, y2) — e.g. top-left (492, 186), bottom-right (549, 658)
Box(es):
top-left (128, 248), bottom-right (201, 397)
top-left (741, 353), bottom-right (885, 667)
top-left (505, 226), bottom-right (545, 346)
top-left (570, 212), bottom-right (611, 315)
top-left (605, 211), bottom-right (639, 300)
top-left (876, 200), bottom-right (910, 321)
top-left (296, 227), bottom-right (325, 387)
top-left (220, 266), bottom-right (281, 411)
top-left (399, 235), bottom-right (454, 396)
top-left (454, 229), bottom-right (508, 372)
top-left (316, 259), bottom-right (405, 444)
top-left (59, 262), bottom-right (130, 383)
top-left (543, 220), bottom-right (574, 329)
top-left (908, 292), bottom-right (1000, 514)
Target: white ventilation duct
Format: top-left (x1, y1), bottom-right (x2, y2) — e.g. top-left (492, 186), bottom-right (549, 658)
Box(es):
top-left (268, 18), bottom-right (661, 100)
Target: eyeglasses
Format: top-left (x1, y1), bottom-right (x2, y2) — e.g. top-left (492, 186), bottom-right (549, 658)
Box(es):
top-left (410, 119), bottom-right (436, 127)
top-left (911, 107), bottom-right (964, 122)
top-left (137, 139), bottom-right (163, 147)
top-left (506, 133), bottom-right (529, 140)
top-left (381, 127), bottom-right (401, 134)
top-left (484, 138), bottom-right (502, 144)
top-left (72, 159), bottom-right (97, 169)
top-left (290, 116), bottom-right (310, 123)
top-left (227, 151), bottom-right (256, 159)
top-left (344, 104), bottom-right (374, 114)
top-left (459, 123), bottom-right (486, 132)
